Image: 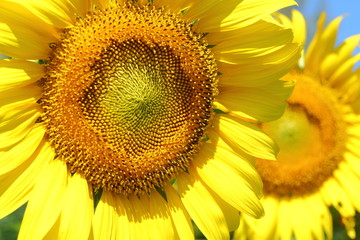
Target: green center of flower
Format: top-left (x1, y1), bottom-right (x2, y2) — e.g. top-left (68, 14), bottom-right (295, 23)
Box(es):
top-left (41, 4), bottom-right (217, 195)
top-left (256, 72), bottom-right (347, 196)
top-left (81, 39), bottom-right (196, 150)
top-left (262, 105), bottom-right (321, 165)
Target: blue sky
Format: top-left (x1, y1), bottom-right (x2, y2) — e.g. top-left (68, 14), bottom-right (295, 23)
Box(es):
top-left (296, 0), bottom-right (360, 54)
top-left (326, 0), bottom-right (360, 54)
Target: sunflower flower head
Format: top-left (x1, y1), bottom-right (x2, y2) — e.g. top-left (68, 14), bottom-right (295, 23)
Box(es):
top-left (235, 10), bottom-right (360, 240)
top-left (41, 3), bottom-right (219, 195)
top-left (0, 0), bottom-right (300, 239)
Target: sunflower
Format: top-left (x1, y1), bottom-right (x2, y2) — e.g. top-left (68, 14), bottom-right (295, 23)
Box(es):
top-left (0, 0), bottom-right (300, 239)
top-left (235, 10), bottom-right (360, 240)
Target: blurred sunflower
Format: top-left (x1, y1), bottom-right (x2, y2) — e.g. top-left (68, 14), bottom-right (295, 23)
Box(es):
top-left (236, 10), bottom-right (360, 240)
top-left (0, 0), bottom-right (300, 239)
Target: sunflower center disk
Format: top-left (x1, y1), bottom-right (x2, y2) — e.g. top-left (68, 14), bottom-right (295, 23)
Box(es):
top-left (256, 73), bottom-right (347, 196)
top-left (82, 39), bottom-right (194, 154)
top-left (41, 5), bottom-right (217, 194)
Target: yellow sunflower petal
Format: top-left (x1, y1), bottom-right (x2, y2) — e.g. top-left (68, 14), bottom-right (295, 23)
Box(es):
top-left (92, 190), bottom-right (117, 240)
top-left (0, 105), bottom-right (41, 150)
top-left (187, 0), bottom-right (296, 32)
top-left (147, 191), bottom-right (175, 239)
top-left (207, 131), bottom-right (256, 165)
top-left (182, 0), bottom-right (219, 23)
top-left (0, 139), bottom-right (53, 219)
top-left (0, 1), bottom-right (59, 38)
top-left (344, 113), bottom-right (360, 123)
top-left (114, 195), bottom-right (130, 240)
top-left (320, 34), bottom-right (360, 80)
top-left (305, 14), bottom-right (343, 73)
top-left (0, 102), bottom-right (41, 132)
top-left (198, 139), bottom-right (262, 192)
top-left (18, 159), bottom-right (68, 240)
top-left (0, 83), bottom-right (41, 112)
top-left (68, 0), bottom-right (91, 17)
top-left (209, 17), bottom-right (300, 87)
top-left (0, 124), bottom-right (45, 175)
top-left (328, 54), bottom-right (360, 87)
top-left (0, 84), bottom-right (42, 149)
top-left (256, 197), bottom-right (279, 238)
top-left (197, 137), bottom-right (260, 193)
top-left (336, 69), bottom-right (360, 104)
top-left (241, 197), bottom-right (279, 239)
top-left (154, 0), bottom-right (197, 13)
top-left (91, 0), bottom-right (124, 10)
top-left (290, 198), bottom-right (312, 240)
top-left (123, 195), bottom-right (144, 240)
top-left (233, 217), bottom-right (249, 240)
top-left (320, 178), bottom-right (355, 217)
top-left (210, 188), bottom-right (240, 232)
top-left (304, 193), bottom-right (332, 240)
top-left (216, 80), bottom-right (293, 122)
top-left (273, 12), bottom-right (292, 29)
top-left (11, 0), bottom-right (76, 29)
top-left (344, 151), bottom-right (360, 179)
top-left (335, 162), bottom-right (360, 211)
top-left (346, 136), bottom-right (360, 161)
top-left (0, 84), bottom-right (42, 116)
top-left (59, 173), bottom-right (93, 240)
top-left (194, 155), bottom-right (263, 218)
top-left (125, 193), bottom-right (174, 240)
top-left (0, 23), bottom-right (53, 60)
top-left (208, 18), bottom-right (293, 53)
top-left (0, 59), bottom-right (44, 92)
top-left (218, 43), bottom-right (300, 66)
top-left (43, 217), bottom-right (61, 240)
top-left (209, 17), bottom-right (300, 65)
top-left (216, 43), bottom-right (299, 87)
top-left (165, 185), bottom-right (194, 240)
top-left (348, 122), bottom-right (360, 136)
top-left (0, 1), bottom-right (60, 59)
top-left (177, 167), bottom-right (229, 240)
top-left (213, 114), bottom-right (279, 160)
top-left (123, 196), bottom-right (143, 240)
top-left (292, 10), bottom-right (307, 45)
top-left (276, 198), bottom-right (293, 240)
top-left (279, 10), bottom-right (306, 45)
